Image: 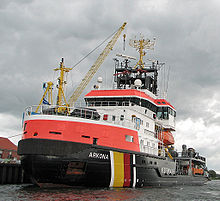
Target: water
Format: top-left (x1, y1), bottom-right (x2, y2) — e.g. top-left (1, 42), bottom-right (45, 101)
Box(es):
top-left (0, 180), bottom-right (220, 201)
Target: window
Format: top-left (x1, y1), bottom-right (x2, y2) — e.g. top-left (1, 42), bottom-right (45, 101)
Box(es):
top-left (164, 111), bottom-right (168, 120)
top-left (95, 102), bottom-right (101, 106)
top-left (0, 150), bottom-right (2, 158)
top-left (109, 102), bottom-right (116, 106)
top-left (88, 102), bottom-right (94, 107)
top-left (103, 114), bottom-right (108, 120)
top-left (8, 151), bottom-right (12, 159)
top-left (135, 118), bottom-right (141, 130)
top-left (130, 98), bottom-right (157, 113)
top-left (120, 115), bottom-right (124, 121)
top-left (157, 108), bottom-right (163, 119)
top-left (146, 122), bottom-right (149, 127)
top-left (125, 135), bottom-right (134, 142)
top-left (102, 102), bottom-right (108, 106)
top-left (157, 107), bottom-right (169, 120)
top-left (93, 138), bottom-right (98, 145)
top-left (112, 116), bottom-right (116, 121)
top-left (132, 115), bottom-right (136, 122)
top-left (168, 108), bottom-right (176, 117)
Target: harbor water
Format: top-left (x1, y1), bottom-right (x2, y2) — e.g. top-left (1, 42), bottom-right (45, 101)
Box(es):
top-left (0, 180), bottom-right (220, 201)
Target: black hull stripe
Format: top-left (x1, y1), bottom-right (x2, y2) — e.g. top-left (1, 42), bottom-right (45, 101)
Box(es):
top-left (18, 138), bottom-right (165, 160)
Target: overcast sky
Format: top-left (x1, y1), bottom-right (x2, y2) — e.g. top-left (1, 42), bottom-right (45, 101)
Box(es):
top-left (1, 0), bottom-right (220, 172)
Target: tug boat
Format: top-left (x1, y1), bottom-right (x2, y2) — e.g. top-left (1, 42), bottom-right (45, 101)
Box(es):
top-left (18, 23), bottom-right (209, 187)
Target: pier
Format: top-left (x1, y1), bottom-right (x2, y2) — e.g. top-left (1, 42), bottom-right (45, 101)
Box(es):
top-left (0, 163), bottom-right (29, 184)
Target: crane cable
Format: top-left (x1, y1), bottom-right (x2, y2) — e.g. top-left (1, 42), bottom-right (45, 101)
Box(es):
top-left (67, 29), bottom-right (119, 99)
top-left (71, 29), bottom-right (119, 69)
top-left (1, 26), bottom-right (125, 142)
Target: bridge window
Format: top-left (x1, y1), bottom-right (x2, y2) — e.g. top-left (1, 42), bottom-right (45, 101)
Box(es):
top-left (168, 108), bottom-right (176, 117)
top-left (157, 107), bottom-right (169, 120)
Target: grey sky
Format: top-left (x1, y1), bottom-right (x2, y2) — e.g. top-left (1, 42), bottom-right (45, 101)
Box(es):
top-left (1, 0), bottom-right (220, 172)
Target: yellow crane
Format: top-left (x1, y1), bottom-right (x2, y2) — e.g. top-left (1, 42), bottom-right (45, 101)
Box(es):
top-left (68, 22), bottom-right (127, 107)
top-left (35, 81), bottom-right (53, 113)
top-left (35, 22), bottom-right (127, 112)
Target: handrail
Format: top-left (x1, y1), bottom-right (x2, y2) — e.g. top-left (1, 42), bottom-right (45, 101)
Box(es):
top-left (174, 152), bottom-right (206, 162)
top-left (24, 105), bottom-right (137, 130)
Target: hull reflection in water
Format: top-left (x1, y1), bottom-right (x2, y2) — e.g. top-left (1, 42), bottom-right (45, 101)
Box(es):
top-left (1, 181), bottom-right (220, 201)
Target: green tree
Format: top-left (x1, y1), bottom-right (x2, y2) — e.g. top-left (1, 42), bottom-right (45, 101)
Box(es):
top-left (209, 170), bottom-right (216, 178)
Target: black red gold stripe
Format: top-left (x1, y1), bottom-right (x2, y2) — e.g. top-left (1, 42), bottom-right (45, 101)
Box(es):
top-left (109, 151), bottom-right (135, 187)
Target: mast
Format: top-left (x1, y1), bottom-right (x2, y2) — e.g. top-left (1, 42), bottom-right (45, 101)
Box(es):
top-left (129, 35), bottom-right (156, 69)
top-left (114, 35), bottom-right (161, 95)
top-left (35, 58), bottom-right (72, 113)
top-left (54, 58), bottom-right (72, 108)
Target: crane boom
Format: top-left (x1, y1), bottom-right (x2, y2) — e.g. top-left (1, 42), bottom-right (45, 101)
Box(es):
top-left (68, 22), bottom-right (127, 107)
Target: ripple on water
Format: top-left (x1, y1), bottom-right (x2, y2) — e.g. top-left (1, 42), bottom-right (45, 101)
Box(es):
top-left (0, 180), bottom-right (220, 201)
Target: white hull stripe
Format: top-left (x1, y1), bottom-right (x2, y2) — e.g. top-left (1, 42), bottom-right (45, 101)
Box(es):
top-left (109, 151), bottom-right (114, 187)
top-left (132, 154), bottom-right (136, 188)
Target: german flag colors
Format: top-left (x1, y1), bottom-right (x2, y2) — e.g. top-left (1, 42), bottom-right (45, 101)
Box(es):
top-left (109, 151), bottom-right (136, 187)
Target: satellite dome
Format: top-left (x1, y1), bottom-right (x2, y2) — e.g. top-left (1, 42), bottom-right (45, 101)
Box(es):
top-left (97, 77), bottom-right (103, 83)
top-left (134, 79), bottom-right (142, 87)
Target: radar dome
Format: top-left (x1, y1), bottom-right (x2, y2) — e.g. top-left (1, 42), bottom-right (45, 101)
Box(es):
top-left (134, 79), bottom-right (142, 87)
top-left (97, 77), bottom-right (103, 83)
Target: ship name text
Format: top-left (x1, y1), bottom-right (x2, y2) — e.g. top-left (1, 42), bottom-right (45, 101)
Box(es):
top-left (88, 152), bottom-right (109, 160)
top-left (161, 167), bottom-right (175, 175)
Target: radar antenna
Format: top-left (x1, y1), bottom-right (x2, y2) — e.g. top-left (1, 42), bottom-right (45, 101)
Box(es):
top-left (129, 34), bottom-right (156, 69)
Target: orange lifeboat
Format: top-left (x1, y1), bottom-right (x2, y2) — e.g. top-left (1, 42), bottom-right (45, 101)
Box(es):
top-left (158, 130), bottom-right (174, 145)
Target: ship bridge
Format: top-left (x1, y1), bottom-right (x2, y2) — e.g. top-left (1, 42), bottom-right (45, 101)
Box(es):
top-left (85, 89), bottom-right (176, 130)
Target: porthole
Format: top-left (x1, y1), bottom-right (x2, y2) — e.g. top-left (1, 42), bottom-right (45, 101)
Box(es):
top-left (33, 132), bottom-right (38, 136)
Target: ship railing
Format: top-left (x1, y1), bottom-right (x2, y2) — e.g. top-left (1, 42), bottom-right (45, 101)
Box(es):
top-left (86, 101), bottom-right (130, 107)
top-left (174, 152), bottom-right (206, 162)
top-left (24, 105), bottom-right (136, 130)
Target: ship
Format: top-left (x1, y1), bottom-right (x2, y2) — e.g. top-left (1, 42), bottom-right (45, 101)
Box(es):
top-left (18, 22), bottom-right (209, 187)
